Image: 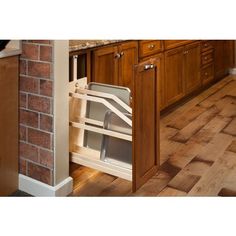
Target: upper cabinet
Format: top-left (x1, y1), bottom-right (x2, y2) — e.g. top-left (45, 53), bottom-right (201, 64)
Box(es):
top-left (92, 41), bottom-right (138, 92)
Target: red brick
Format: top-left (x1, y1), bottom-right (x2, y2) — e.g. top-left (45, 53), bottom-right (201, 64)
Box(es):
top-left (40, 45), bottom-right (52, 62)
top-left (28, 128), bottom-right (51, 149)
top-left (19, 142), bottom-right (39, 162)
top-left (28, 40), bottom-right (51, 45)
top-left (28, 94), bottom-right (51, 114)
top-left (28, 61), bottom-right (51, 78)
top-left (40, 114), bottom-right (53, 132)
top-left (19, 93), bottom-right (27, 108)
top-left (20, 109), bottom-right (39, 128)
top-left (19, 158), bottom-right (27, 175)
top-left (20, 59), bottom-right (27, 75)
top-left (27, 162), bottom-right (52, 185)
top-left (39, 149), bottom-right (54, 169)
top-left (20, 76), bottom-right (39, 94)
top-left (22, 43), bottom-right (39, 60)
top-left (19, 125), bottom-right (27, 141)
top-left (40, 79), bottom-right (53, 97)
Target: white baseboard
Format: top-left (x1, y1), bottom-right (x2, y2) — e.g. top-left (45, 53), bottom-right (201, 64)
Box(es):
top-left (19, 174), bottom-right (73, 197)
top-left (229, 68), bottom-right (236, 75)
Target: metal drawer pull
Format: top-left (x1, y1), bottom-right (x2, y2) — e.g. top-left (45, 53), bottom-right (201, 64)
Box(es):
top-left (144, 64), bottom-right (154, 70)
top-left (115, 53), bottom-right (121, 59)
top-left (148, 44), bottom-right (155, 49)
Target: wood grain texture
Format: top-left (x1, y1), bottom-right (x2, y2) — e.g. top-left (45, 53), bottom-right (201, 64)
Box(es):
top-left (0, 56), bottom-right (19, 196)
top-left (71, 75), bottom-right (236, 197)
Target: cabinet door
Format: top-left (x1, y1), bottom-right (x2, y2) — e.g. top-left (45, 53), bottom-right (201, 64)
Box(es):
top-left (164, 46), bottom-right (185, 106)
top-left (92, 45), bottom-right (119, 85)
top-left (214, 40), bottom-right (227, 80)
top-left (133, 58), bottom-right (160, 191)
top-left (224, 40), bottom-right (234, 69)
top-left (184, 42), bottom-right (201, 94)
top-left (0, 56), bottom-right (18, 196)
top-left (119, 41), bottom-right (138, 91)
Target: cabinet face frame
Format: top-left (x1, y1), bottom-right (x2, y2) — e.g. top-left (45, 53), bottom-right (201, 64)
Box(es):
top-left (132, 58), bottom-right (160, 191)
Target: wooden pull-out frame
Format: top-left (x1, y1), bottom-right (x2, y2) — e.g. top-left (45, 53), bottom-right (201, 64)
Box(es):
top-left (69, 79), bottom-right (132, 181)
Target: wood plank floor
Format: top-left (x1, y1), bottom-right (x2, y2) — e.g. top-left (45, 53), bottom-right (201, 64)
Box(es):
top-left (70, 75), bottom-right (236, 196)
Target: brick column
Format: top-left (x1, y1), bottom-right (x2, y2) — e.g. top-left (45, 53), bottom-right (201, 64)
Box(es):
top-left (19, 40), bottom-right (54, 186)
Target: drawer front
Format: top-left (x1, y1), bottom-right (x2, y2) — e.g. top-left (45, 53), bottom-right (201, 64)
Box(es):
top-left (201, 50), bottom-right (214, 66)
top-left (201, 40), bottom-right (214, 52)
top-left (164, 40), bottom-right (195, 50)
top-left (139, 40), bottom-right (163, 58)
top-left (201, 64), bottom-right (214, 84)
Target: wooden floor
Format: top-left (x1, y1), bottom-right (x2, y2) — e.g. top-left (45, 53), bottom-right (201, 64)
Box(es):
top-left (70, 75), bottom-right (236, 196)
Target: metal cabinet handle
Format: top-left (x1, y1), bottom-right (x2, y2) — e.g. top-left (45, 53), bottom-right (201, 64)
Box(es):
top-left (183, 51), bottom-right (189, 54)
top-left (144, 64), bottom-right (154, 70)
top-left (148, 44), bottom-right (155, 49)
top-left (120, 51), bottom-right (124, 57)
top-left (115, 53), bottom-right (121, 59)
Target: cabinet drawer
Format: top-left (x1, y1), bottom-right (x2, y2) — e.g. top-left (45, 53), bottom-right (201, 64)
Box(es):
top-left (164, 40), bottom-right (194, 50)
top-left (201, 40), bottom-right (214, 52)
top-left (139, 40), bottom-right (163, 58)
top-left (201, 50), bottom-right (214, 66)
top-left (201, 64), bottom-right (214, 84)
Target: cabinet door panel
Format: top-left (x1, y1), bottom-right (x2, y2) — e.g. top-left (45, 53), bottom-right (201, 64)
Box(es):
top-left (165, 47), bottom-right (185, 106)
top-left (119, 41), bottom-right (138, 91)
top-left (224, 40), bottom-right (234, 69)
top-left (184, 42), bottom-right (201, 94)
top-left (214, 40), bottom-right (228, 80)
top-left (92, 46), bottom-right (119, 85)
top-left (133, 58), bottom-right (160, 191)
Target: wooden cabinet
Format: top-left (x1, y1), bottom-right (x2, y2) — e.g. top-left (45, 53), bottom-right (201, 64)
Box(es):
top-left (0, 56), bottom-right (19, 196)
top-left (139, 40), bottom-right (163, 58)
top-left (164, 42), bottom-right (200, 106)
top-left (164, 46), bottom-right (185, 106)
top-left (133, 58), bottom-right (160, 191)
top-left (184, 42), bottom-right (201, 94)
top-left (119, 41), bottom-right (138, 90)
top-left (92, 45), bottom-right (119, 85)
top-left (215, 40), bottom-right (234, 80)
top-left (164, 40), bottom-right (194, 50)
top-left (200, 40), bottom-right (215, 85)
top-left (140, 53), bottom-right (165, 110)
top-left (92, 41), bottom-right (138, 91)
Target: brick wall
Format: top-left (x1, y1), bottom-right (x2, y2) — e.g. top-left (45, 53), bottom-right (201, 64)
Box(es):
top-left (19, 40), bottom-right (54, 185)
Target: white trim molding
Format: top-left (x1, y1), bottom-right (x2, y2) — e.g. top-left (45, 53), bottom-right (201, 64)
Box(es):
top-left (19, 174), bottom-right (73, 197)
top-left (229, 68), bottom-right (236, 75)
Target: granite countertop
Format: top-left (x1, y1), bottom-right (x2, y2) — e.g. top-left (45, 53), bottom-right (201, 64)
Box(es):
top-left (69, 40), bottom-right (123, 52)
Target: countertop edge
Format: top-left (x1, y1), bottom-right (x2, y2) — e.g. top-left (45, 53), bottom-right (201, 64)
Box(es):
top-left (0, 48), bottom-right (22, 59)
